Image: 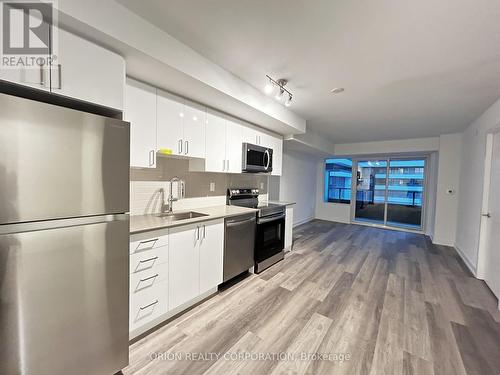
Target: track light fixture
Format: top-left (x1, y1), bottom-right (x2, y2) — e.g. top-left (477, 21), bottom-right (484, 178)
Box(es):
top-left (265, 75), bottom-right (293, 107)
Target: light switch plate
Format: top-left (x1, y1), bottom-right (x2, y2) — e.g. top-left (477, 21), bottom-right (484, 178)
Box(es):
top-left (260, 182), bottom-right (264, 189)
top-left (210, 182), bottom-right (215, 192)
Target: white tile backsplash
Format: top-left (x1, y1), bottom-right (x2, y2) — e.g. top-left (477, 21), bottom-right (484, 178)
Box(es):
top-left (130, 181), bottom-right (227, 215)
top-left (130, 180), bottom-right (270, 216)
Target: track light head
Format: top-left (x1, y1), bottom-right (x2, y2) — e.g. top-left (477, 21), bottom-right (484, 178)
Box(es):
top-left (265, 75), bottom-right (293, 107)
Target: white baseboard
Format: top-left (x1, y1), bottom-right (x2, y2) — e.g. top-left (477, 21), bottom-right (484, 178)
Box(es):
top-left (431, 237), bottom-right (454, 247)
top-left (293, 216), bottom-right (314, 227)
top-left (454, 245), bottom-right (477, 276)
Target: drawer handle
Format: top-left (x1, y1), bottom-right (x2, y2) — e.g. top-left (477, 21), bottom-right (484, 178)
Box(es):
top-left (139, 300), bottom-right (158, 310)
top-left (139, 238), bottom-right (158, 246)
top-left (140, 274), bottom-right (159, 283)
top-left (139, 256), bottom-right (158, 264)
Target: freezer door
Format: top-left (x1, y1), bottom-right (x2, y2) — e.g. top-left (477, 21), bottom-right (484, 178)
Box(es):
top-left (0, 215), bottom-right (129, 375)
top-left (0, 93), bottom-right (129, 225)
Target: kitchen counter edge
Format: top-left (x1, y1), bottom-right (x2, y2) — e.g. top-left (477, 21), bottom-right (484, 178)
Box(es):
top-left (130, 205), bottom-right (258, 234)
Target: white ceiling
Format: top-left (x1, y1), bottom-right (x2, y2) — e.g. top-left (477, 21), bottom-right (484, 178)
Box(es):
top-left (117, 0), bottom-right (500, 143)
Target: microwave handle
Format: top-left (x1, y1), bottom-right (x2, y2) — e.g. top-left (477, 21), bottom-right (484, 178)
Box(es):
top-left (264, 149), bottom-right (270, 170)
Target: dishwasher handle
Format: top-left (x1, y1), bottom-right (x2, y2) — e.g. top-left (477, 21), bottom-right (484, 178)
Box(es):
top-left (226, 215), bottom-right (256, 227)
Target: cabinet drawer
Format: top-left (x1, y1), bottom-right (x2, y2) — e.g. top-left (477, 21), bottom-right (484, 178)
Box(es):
top-left (130, 245), bottom-right (168, 274)
top-left (130, 262), bottom-right (168, 294)
top-left (130, 280), bottom-right (168, 331)
top-left (130, 233), bottom-right (168, 254)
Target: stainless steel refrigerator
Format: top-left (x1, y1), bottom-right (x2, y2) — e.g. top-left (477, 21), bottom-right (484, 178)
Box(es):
top-left (0, 93), bottom-right (130, 375)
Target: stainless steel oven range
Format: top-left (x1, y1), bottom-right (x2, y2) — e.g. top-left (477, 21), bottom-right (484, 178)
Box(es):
top-left (227, 188), bottom-right (285, 273)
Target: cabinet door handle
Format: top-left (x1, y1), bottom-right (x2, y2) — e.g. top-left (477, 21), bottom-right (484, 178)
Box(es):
top-left (57, 64), bottom-right (62, 89)
top-left (139, 300), bottom-right (158, 310)
top-left (196, 226), bottom-right (200, 240)
top-left (226, 159), bottom-right (230, 171)
top-left (149, 150), bottom-right (155, 166)
top-left (140, 274), bottom-right (159, 283)
top-left (203, 224), bottom-right (206, 239)
top-left (178, 139), bottom-right (182, 154)
top-left (185, 141), bottom-right (189, 155)
top-left (39, 64), bottom-right (44, 85)
top-left (222, 159), bottom-right (225, 171)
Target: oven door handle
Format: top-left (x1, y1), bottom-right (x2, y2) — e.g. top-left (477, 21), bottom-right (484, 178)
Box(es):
top-left (257, 212), bottom-right (285, 224)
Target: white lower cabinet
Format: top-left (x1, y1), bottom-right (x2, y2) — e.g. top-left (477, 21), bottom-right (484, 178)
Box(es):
top-left (130, 280), bottom-right (169, 332)
top-left (129, 231), bottom-right (169, 334)
top-left (130, 221), bottom-right (224, 337)
top-left (199, 220), bottom-right (224, 294)
top-left (169, 219), bottom-right (224, 309)
top-left (168, 223), bottom-right (201, 310)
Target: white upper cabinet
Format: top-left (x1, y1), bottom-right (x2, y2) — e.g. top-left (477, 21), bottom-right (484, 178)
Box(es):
top-left (242, 126), bottom-right (262, 146)
top-left (0, 27), bottom-right (124, 110)
top-left (124, 79), bottom-right (157, 168)
top-left (183, 100), bottom-right (206, 159)
top-left (0, 14), bottom-right (50, 92)
top-left (261, 133), bottom-right (283, 176)
top-left (225, 118), bottom-right (243, 173)
top-left (157, 89), bottom-right (184, 155)
top-left (199, 220), bottom-right (224, 294)
top-left (156, 93), bottom-right (206, 158)
top-left (202, 112), bottom-right (242, 173)
top-left (125, 79), bottom-right (281, 174)
top-left (0, 59), bottom-right (50, 92)
top-left (53, 29), bottom-right (125, 110)
top-left (205, 109), bottom-right (227, 172)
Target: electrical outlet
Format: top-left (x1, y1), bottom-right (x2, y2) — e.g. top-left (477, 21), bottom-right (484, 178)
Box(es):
top-left (209, 182), bottom-right (215, 192)
top-left (260, 182), bottom-right (264, 189)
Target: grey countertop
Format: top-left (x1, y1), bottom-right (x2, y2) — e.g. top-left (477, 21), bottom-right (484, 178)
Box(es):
top-left (130, 205), bottom-right (258, 234)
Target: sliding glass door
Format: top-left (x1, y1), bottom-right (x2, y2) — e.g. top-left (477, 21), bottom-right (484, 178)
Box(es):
top-left (353, 157), bottom-right (426, 230)
top-left (354, 160), bottom-right (388, 225)
top-left (386, 159), bottom-right (425, 228)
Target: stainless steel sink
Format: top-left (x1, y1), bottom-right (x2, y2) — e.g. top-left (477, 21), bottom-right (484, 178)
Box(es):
top-left (156, 211), bottom-right (208, 221)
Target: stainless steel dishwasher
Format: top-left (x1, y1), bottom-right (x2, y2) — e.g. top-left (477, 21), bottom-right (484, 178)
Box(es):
top-left (224, 213), bottom-right (256, 282)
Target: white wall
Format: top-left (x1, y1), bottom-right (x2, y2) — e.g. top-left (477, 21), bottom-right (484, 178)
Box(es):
top-left (433, 134), bottom-right (462, 245)
top-left (278, 149), bottom-right (319, 226)
top-left (314, 135), bottom-right (461, 244)
top-left (456, 97), bottom-right (500, 273)
top-left (334, 137), bottom-right (440, 156)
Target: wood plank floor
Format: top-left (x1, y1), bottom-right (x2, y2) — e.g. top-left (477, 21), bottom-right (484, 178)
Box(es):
top-left (123, 220), bottom-right (500, 375)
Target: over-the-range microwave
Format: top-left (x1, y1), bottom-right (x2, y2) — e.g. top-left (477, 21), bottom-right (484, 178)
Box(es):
top-left (242, 143), bottom-right (273, 173)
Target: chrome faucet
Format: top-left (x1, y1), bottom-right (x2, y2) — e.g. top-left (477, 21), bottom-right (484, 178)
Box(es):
top-left (166, 176), bottom-right (183, 213)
